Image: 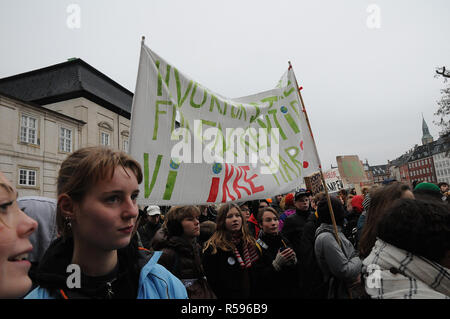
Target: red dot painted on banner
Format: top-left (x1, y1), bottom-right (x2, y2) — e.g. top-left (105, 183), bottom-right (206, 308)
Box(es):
top-left (299, 86), bottom-right (303, 91)
top-left (303, 161), bottom-right (309, 168)
top-left (300, 141), bottom-right (304, 151)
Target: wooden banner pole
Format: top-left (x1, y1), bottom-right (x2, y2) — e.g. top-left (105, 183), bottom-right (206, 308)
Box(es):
top-left (288, 61), bottom-right (342, 247)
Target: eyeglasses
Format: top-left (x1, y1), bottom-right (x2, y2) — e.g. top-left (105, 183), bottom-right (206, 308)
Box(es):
top-left (240, 207), bottom-right (250, 211)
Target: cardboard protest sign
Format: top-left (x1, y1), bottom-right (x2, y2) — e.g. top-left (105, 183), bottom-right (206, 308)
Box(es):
top-left (323, 168), bottom-right (348, 193)
top-left (304, 172), bottom-right (324, 195)
top-left (129, 43), bottom-right (320, 205)
top-left (336, 155), bottom-right (367, 184)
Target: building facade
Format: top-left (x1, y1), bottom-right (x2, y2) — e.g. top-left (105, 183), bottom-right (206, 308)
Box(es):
top-left (432, 133), bottom-right (450, 184)
top-left (369, 164), bottom-right (390, 184)
top-left (408, 144), bottom-right (437, 184)
top-left (0, 94), bottom-right (84, 197)
top-left (0, 59), bottom-right (134, 198)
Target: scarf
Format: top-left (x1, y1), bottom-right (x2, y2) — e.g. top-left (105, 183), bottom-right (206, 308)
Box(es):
top-left (230, 232), bottom-right (259, 269)
top-left (362, 239), bottom-right (450, 299)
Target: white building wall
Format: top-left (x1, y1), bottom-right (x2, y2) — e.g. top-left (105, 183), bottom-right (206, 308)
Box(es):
top-left (434, 152), bottom-right (450, 184)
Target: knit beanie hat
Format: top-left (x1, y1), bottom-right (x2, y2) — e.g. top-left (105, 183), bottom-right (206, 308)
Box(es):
top-left (414, 182), bottom-right (441, 193)
top-left (351, 195), bottom-right (364, 214)
top-left (285, 193), bottom-right (294, 207)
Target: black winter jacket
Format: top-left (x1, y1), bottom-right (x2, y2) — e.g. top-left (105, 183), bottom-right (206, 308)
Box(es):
top-left (281, 208), bottom-right (313, 255)
top-left (202, 242), bottom-right (263, 299)
top-left (297, 213), bottom-right (328, 298)
top-left (254, 232), bottom-right (300, 298)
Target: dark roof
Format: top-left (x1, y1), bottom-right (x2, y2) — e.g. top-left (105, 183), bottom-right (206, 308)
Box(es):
top-left (370, 164), bottom-right (388, 176)
top-left (0, 59), bottom-right (133, 119)
top-left (409, 144), bottom-right (431, 161)
top-left (431, 134), bottom-right (450, 156)
top-left (390, 152), bottom-right (412, 167)
top-left (408, 135), bottom-right (450, 161)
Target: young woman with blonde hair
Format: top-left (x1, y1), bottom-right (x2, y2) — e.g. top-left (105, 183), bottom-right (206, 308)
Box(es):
top-left (202, 203), bottom-right (262, 298)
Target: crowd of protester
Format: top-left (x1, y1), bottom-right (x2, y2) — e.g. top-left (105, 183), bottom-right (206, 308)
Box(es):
top-left (0, 146), bottom-right (448, 299)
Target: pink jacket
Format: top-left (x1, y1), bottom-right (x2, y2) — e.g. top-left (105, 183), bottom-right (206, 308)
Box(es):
top-left (278, 209), bottom-right (296, 231)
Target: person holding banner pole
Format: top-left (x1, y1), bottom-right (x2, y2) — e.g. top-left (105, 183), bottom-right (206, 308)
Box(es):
top-left (314, 196), bottom-right (363, 299)
top-left (288, 61), bottom-right (342, 248)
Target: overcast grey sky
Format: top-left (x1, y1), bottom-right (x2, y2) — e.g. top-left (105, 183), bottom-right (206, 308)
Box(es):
top-left (1, 0), bottom-right (449, 169)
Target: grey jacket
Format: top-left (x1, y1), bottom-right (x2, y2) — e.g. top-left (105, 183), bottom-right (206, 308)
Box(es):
top-left (314, 224), bottom-right (362, 283)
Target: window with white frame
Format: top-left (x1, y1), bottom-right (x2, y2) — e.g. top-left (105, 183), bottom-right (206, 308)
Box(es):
top-left (20, 114), bottom-right (38, 144)
top-left (18, 168), bottom-right (37, 187)
top-left (123, 139), bottom-right (129, 153)
top-left (100, 132), bottom-right (110, 146)
top-left (59, 127), bottom-right (72, 153)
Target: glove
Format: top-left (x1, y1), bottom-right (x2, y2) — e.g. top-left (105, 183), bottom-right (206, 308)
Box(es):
top-left (286, 253), bottom-right (298, 266)
top-left (272, 251), bottom-right (289, 271)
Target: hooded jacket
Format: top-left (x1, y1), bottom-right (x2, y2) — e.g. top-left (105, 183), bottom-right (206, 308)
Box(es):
top-left (25, 236), bottom-right (187, 299)
top-left (17, 196), bottom-right (57, 264)
top-left (314, 224), bottom-right (362, 284)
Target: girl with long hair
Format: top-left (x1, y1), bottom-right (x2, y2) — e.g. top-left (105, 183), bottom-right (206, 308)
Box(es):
top-left (358, 182), bottom-right (414, 259)
top-left (202, 203), bottom-right (262, 298)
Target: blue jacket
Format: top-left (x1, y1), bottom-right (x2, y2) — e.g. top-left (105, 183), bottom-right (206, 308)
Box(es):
top-left (25, 243), bottom-right (187, 299)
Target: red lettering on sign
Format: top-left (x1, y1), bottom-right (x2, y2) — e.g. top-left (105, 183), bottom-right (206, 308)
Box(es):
top-left (207, 177), bottom-right (220, 203)
top-left (241, 166), bottom-right (264, 194)
top-left (233, 166), bottom-right (251, 199)
top-left (222, 164), bottom-right (236, 202)
top-left (207, 164), bottom-right (265, 203)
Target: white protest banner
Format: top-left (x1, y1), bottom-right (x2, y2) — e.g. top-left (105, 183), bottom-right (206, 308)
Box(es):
top-left (130, 42), bottom-right (320, 205)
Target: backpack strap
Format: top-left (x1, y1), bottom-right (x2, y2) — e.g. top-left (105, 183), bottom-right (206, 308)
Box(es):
top-left (256, 238), bottom-right (268, 250)
top-left (254, 241), bottom-right (263, 255)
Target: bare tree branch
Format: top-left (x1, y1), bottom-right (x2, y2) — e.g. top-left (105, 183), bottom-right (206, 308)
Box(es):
top-left (436, 66), bottom-right (450, 78)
